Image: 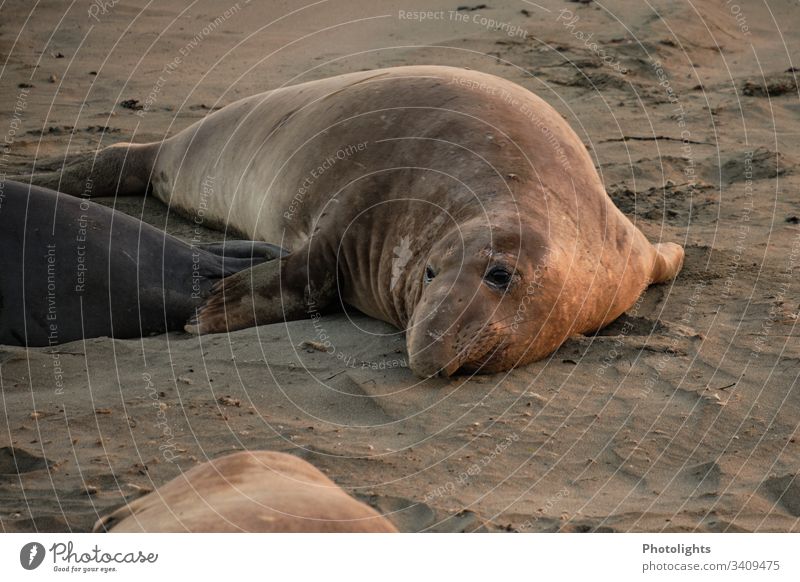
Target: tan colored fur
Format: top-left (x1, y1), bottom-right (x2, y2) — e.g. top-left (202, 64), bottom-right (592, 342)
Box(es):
top-left (94, 451), bottom-right (396, 533)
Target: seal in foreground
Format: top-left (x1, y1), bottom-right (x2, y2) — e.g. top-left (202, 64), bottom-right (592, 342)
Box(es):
top-left (25, 66), bottom-right (684, 375)
top-left (93, 451), bottom-right (397, 532)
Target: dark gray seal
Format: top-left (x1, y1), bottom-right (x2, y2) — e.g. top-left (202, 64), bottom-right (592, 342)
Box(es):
top-left (0, 180), bottom-right (284, 346)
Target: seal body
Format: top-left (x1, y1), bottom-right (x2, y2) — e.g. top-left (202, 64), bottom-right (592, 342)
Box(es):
top-left (93, 451), bottom-right (397, 533)
top-left (25, 66), bottom-right (684, 375)
top-left (0, 180), bottom-right (283, 346)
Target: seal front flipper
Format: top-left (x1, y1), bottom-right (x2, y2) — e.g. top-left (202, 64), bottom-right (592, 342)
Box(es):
top-left (185, 250), bottom-right (336, 335)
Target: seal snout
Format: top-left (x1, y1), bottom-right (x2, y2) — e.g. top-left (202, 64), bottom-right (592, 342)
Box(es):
top-left (408, 329), bottom-right (460, 378)
top-left (407, 306), bottom-right (465, 378)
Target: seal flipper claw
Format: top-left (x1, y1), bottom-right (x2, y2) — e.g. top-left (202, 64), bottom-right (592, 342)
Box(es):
top-left (185, 272), bottom-right (250, 335)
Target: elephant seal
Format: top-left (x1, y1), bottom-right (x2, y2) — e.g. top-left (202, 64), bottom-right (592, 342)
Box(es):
top-left (93, 451), bottom-right (397, 532)
top-left (0, 180), bottom-right (284, 346)
top-left (23, 65), bottom-right (684, 375)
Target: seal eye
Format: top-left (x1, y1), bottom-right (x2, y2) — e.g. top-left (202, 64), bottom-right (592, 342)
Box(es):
top-left (484, 267), bottom-right (513, 289)
top-left (424, 265), bottom-right (436, 283)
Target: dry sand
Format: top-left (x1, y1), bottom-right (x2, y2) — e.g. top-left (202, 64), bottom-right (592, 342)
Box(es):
top-left (1, 0), bottom-right (798, 532)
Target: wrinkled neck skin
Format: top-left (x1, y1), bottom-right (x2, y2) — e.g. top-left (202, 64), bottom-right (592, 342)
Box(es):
top-left (389, 220), bottom-right (462, 331)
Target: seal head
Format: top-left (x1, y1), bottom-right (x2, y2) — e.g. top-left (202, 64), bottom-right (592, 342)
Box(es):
top-left (406, 218), bottom-right (559, 377)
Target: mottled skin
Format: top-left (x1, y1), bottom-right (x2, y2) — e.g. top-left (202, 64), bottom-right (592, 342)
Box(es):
top-left (24, 66), bottom-right (684, 376)
top-left (0, 180), bottom-right (283, 346)
top-left (93, 451), bottom-right (397, 533)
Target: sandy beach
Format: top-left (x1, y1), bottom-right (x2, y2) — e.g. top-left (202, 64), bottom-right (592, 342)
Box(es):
top-left (1, 0), bottom-right (798, 532)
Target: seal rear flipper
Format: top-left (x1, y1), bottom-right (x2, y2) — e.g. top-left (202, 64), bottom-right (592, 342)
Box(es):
top-left (16, 142), bottom-right (156, 197)
top-left (650, 242), bottom-right (685, 284)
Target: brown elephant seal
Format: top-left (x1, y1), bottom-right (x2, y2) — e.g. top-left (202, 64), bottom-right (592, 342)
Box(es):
top-left (24, 65), bottom-right (684, 377)
top-left (93, 451), bottom-right (396, 533)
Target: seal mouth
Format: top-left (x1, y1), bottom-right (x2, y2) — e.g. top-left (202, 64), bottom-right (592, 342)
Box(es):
top-left (458, 341), bottom-right (508, 374)
top-left (454, 336), bottom-right (501, 375)
top-left (437, 359), bottom-right (463, 378)
top-left (408, 352), bottom-right (462, 379)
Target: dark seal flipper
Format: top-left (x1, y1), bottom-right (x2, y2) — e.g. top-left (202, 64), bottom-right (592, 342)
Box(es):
top-left (194, 241), bottom-right (288, 276)
top-left (0, 180), bottom-right (277, 347)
